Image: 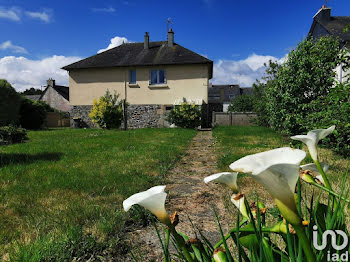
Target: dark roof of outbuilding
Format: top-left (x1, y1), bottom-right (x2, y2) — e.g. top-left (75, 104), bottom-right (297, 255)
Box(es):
top-left (316, 16), bottom-right (350, 41)
top-left (53, 85), bottom-right (69, 101)
top-left (62, 41), bottom-right (213, 77)
top-left (24, 95), bottom-right (41, 101)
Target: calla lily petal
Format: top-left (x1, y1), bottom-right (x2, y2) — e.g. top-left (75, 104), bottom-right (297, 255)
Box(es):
top-left (204, 172), bottom-right (239, 192)
top-left (231, 193), bottom-right (249, 219)
top-left (123, 185), bottom-right (170, 224)
top-left (229, 147), bottom-right (306, 224)
top-left (300, 163), bottom-right (329, 185)
top-left (291, 126), bottom-right (335, 161)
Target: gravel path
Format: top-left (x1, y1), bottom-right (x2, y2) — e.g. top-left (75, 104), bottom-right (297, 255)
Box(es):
top-left (122, 131), bottom-right (232, 261)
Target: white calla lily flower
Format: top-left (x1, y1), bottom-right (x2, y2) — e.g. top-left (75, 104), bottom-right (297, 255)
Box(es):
top-left (204, 172), bottom-right (239, 192)
top-left (123, 185), bottom-right (170, 224)
top-left (290, 126), bottom-right (335, 161)
top-left (229, 147), bottom-right (306, 225)
top-left (231, 193), bottom-right (249, 219)
top-left (300, 163), bottom-right (329, 185)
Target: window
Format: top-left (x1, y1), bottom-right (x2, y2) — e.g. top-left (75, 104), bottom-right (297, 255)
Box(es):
top-left (150, 70), bottom-right (166, 85)
top-left (129, 70), bottom-right (136, 84)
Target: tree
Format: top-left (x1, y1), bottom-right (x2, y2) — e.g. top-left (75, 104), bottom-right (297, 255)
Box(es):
top-left (228, 94), bottom-right (254, 112)
top-left (89, 90), bottom-right (123, 129)
top-left (0, 79), bottom-right (21, 126)
top-left (263, 36), bottom-right (347, 134)
top-left (20, 87), bottom-right (43, 95)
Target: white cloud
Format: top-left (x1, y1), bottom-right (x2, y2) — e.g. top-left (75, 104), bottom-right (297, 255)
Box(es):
top-left (0, 41), bottom-right (27, 54)
top-left (212, 53), bottom-right (286, 86)
top-left (0, 6), bottom-right (21, 21)
top-left (97, 36), bottom-right (131, 53)
top-left (91, 7), bottom-right (115, 13)
top-left (0, 55), bottom-right (81, 91)
top-left (25, 10), bottom-right (51, 23)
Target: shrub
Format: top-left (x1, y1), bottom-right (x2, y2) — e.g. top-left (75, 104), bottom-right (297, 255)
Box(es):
top-left (305, 82), bottom-right (350, 157)
top-left (0, 79), bottom-right (21, 126)
top-left (228, 94), bottom-right (254, 112)
top-left (0, 125), bottom-right (27, 144)
top-left (167, 99), bottom-right (201, 129)
top-left (19, 98), bottom-right (48, 129)
top-left (89, 90), bottom-right (123, 129)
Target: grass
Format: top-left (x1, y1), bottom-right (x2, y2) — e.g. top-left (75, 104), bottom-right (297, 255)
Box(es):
top-left (213, 125), bottom-right (350, 206)
top-left (0, 128), bottom-right (196, 261)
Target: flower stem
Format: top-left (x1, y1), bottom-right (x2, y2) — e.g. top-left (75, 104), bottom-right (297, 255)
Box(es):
top-left (310, 181), bottom-right (350, 203)
top-left (293, 224), bottom-right (316, 262)
top-left (314, 160), bottom-right (332, 191)
top-left (168, 224), bottom-right (195, 262)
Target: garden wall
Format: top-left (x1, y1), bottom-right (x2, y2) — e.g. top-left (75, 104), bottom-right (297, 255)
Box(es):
top-left (212, 112), bottom-right (257, 126)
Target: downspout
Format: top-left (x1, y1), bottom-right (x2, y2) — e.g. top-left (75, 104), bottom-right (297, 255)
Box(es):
top-left (123, 69), bottom-right (128, 130)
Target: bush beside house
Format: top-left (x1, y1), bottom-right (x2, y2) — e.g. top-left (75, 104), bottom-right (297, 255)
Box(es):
top-left (89, 90), bottom-right (124, 129)
top-left (167, 99), bottom-right (201, 129)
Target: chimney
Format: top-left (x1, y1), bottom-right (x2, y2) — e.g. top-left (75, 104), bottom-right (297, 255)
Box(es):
top-left (314, 5), bottom-right (331, 21)
top-left (47, 78), bottom-right (55, 87)
top-left (168, 28), bottom-right (174, 47)
top-left (144, 32), bottom-right (149, 49)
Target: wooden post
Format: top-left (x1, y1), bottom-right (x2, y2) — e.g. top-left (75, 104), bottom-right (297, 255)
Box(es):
top-left (230, 112), bottom-right (233, 126)
top-left (123, 99), bottom-right (127, 130)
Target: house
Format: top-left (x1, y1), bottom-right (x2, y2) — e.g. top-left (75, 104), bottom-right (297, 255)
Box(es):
top-left (309, 5), bottom-right (350, 83)
top-left (39, 79), bottom-right (70, 112)
top-left (62, 30), bottom-right (213, 128)
top-left (24, 95), bottom-right (41, 101)
top-left (208, 84), bottom-right (253, 112)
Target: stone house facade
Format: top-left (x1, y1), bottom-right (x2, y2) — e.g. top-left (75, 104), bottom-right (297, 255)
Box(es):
top-left (63, 30), bottom-right (213, 128)
top-left (40, 79), bottom-right (70, 112)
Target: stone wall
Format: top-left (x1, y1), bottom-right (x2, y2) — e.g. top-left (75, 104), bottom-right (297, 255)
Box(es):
top-left (70, 104), bottom-right (170, 129)
top-left (70, 105), bottom-right (94, 128)
top-left (126, 104), bottom-right (169, 129)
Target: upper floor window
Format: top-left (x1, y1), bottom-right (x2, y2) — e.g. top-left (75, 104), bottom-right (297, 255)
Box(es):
top-left (129, 70), bottom-right (136, 84)
top-left (150, 69), bottom-right (166, 85)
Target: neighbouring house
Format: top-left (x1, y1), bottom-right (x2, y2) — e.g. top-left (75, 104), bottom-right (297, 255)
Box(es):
top-left (39, 79), bottom-right (70, 112)
top-left (309, 5), bottom-right (350, 83)
top-left (62, 30), bottom-right (213, 128)
top-left (208, 84), bottom-right (253, 112)
top-left (24, 95), bottom-right (41, 101)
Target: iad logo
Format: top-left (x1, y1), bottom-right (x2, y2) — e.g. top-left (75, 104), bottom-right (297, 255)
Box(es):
top-left (313, 225), bottom-right (349, 261)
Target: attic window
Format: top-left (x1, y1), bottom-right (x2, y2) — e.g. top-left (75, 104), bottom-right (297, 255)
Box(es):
top-left (129, 70), bottom-right (136, 84)
top-left (150, 70), bottom-right (166, 85)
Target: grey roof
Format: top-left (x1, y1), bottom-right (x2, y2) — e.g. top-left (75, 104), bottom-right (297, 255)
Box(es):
top-left (309, 8), bottom-right (350, 42)
top-left (24, 95), bottom-right (41, 101)
top-left (62, 41), bottom-right (213, 77)
top-left (316, 16), bottom-right (350, 41)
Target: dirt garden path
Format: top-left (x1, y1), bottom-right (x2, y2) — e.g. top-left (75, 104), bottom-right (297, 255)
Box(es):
top-left (123, 131), bottom-right (233, 261)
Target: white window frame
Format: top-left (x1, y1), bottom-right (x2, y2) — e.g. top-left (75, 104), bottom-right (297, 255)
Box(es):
top-left (149, 69), bottom-right (166, 85)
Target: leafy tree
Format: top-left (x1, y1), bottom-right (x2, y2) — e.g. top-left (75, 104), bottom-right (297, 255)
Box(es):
top-left (19, 98), bottom-right (48, 129)
top-left (0, 79), bottom-right (21, 126)
top-left (167, 98), bottom-right (201, 129)
top-left (228, 94), bottom-right (254, 112)
top-left (89, 90), bottom-right (123, 129)
top-left (20, 87), bottom-right (43, 95)
top-left (263, 36), bottom-right (347, 134)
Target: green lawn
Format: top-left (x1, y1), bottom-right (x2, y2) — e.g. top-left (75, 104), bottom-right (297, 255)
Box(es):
top-left (0, 128), bottom-right (196, 261)
top-left (213, 125), bottom-right (349, 192)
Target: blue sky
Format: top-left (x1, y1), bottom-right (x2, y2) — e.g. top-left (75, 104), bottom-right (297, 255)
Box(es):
top-left (0, 0), bottom-right (349, 90)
